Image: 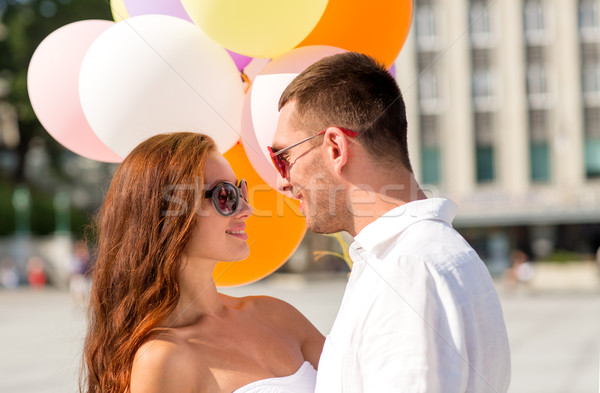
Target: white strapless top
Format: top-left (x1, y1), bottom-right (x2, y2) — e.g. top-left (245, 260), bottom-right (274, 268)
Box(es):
top-left (232, 361), bottom-right (317, 393)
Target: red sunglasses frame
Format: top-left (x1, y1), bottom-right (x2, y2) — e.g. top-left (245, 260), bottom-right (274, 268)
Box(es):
top-left (267, 128), bottom-right (359, 178)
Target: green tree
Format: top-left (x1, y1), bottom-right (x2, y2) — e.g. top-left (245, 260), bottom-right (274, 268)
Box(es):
top-left (0, 0), bottom-right (111, 183)
top-left (0, 0), bottom-right (114, 236)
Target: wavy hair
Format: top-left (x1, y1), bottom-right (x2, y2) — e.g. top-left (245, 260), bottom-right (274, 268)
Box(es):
top-left (82, 132), bottom-right (217, 393)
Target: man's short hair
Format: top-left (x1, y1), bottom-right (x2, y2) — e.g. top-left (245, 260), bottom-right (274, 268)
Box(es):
top-left (279, 52), bottom-right (412, 172)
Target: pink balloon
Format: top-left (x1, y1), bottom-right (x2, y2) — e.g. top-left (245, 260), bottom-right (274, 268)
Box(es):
top-left (389, 63), bottom-right (396, 78)
top-left (28, 20), bottom-right (122, 162)
top-left (124, 0), bottom-right (192, 22)
top-left (262, 45), bottom-right (347, 74)
top-left (227, 50), bottom-right (253, 71)
top-left (242, 46), bottom-right (348, 193)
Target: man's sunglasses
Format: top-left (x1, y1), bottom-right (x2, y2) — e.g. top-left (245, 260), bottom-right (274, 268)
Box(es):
top-left (204, 179), bottom-right (248, 216)
top-left (267, 128), bottom-right (359, 178)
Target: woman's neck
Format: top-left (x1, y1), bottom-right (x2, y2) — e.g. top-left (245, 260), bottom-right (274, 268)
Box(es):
top-left (162, 256), bottom-right (225, 328)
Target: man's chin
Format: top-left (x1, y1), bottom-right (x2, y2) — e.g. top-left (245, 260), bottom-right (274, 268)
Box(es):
top-left (306, 217), bottom-right (344, 235)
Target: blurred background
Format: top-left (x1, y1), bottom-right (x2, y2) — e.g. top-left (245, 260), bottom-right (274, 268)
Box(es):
top-left (0, 0), bottom-right (599, 392)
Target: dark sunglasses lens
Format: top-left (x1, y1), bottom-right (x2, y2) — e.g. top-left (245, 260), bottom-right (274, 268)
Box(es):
top-left (239, 180), bottom-right (248, 202)
top-left (214, 184), bottom-right (238, 215)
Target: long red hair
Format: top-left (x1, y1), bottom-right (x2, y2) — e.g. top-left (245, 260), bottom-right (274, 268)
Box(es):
top-left (82, 132), bottom-right (217, 393)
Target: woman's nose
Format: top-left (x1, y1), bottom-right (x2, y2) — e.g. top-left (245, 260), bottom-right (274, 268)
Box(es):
top-left (237, 198), bottom-right (253, 218)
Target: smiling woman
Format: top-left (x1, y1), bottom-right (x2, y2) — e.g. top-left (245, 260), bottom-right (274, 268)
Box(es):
top-left (82, 132), bottom-right (324, 393)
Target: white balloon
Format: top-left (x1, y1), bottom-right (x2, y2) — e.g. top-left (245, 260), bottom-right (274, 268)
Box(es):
top-left (79, 15), bottom-right (243, 157)
top-left (250, 74), bottom-right (298, 160)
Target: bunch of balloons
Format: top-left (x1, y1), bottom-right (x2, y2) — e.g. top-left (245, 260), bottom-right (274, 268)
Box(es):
top-left (27, 0), bottom-right (412, 286)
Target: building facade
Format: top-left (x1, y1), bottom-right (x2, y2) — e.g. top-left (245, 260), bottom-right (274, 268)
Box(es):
top-left (395, 0), bottom-right (600, 271)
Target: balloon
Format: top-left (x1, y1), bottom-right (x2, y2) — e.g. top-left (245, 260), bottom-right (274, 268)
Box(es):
top-left (27, 20), bottom-right (123, 163)
top-left (79, 15), bottom-right (244, 157)
top-left (110, 0), bottom-right (129, 22)
top-left (242, 73), bottom-right (297, 191)
top-left (181, 0), bottom-right (328, 58)
top-left (296, 0), bottom-right (413, 68)
top-left (389, 63), bottom-right (396, 78)
top-left (240, 83), bottom-right (282, 193)
top-left (120, 1), bottom-right (252, 72)
top-left (214, 143), bottom-right (306, 287)
top-left (262, 45), bottom-right (346, 74)
top-left (227, 50), bottom-right (253, 72)
top-left (241, 46), bottom-right (347, 192)
top-left (124, 0), bottom-right (192, 21)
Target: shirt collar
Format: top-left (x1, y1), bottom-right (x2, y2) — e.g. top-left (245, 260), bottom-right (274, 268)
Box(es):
top-left (351, 198), bottom-right (458, 255)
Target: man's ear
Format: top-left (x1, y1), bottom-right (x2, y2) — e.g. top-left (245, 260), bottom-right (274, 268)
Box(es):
top-left (324, 127), bottom-right (350, 175)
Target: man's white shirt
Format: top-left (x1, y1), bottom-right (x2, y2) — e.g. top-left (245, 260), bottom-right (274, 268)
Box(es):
top-left (315, 198), bottom-right (511, 393)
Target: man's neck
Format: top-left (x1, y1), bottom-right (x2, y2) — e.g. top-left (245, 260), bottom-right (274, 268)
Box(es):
top-left (345, 171), bottom-right (426, 237)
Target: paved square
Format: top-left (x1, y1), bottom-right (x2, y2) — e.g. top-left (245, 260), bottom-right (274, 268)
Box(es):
top-left (0, 275), bottom-right (598, 392)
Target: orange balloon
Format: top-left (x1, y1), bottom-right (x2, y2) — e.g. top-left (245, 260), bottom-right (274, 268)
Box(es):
top-left (295, 0), bottom-right (413, 68)
top-left (214, 143), bottom-right (307, 287)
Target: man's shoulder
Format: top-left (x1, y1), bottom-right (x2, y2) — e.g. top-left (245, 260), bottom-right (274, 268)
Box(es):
top-left (390, 218), bottom-right (480, 271)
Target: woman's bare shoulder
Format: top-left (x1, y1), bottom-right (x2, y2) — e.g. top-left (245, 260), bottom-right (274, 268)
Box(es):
top-left (237, 295), bottom-right (301, 316)
top-left (130, 337), bottom-right (212, 393)
top-left (242, 295), bottom-right (325, 368)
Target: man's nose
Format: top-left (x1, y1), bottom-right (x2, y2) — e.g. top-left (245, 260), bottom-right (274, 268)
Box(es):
top-left (276, 175), bottom-right (292, 195)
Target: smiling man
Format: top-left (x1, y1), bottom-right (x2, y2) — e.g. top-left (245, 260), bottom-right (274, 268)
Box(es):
top-left (270, 52), bottom-right (511, 392)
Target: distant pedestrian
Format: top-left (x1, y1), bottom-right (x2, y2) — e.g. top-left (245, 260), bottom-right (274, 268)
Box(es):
top-left (70, 241), bottom-right (91, 305)
top-left (596, 246), bottom-right (600, 275)
top-left (504, 249), bottom-right (534, 292)
top-left (0, 257), bottom-right (19, 289)
top-left (26, 256), bottom-right (46, 288)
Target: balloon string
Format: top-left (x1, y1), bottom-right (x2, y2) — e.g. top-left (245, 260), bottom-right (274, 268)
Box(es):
top-left (333, 232), bottom-right (353, 270)
top-left (313, 232), bottom-right (353, 270)
top-left (241, 72), bottom-right (251, 94)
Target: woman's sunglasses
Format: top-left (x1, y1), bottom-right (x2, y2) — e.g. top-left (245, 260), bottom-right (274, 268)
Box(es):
top-left (204, 179), bottom-right (248, 216)
top-left (267, 128), bottom-right (359, 178)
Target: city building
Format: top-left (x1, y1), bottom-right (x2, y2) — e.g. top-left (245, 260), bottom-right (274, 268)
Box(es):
top-left (395, 0), bottom-right (600, 271)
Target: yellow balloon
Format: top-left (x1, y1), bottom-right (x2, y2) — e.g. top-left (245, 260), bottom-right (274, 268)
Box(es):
top-left (181, 0), bottom-right (328, 58)
top-left (110, 0), bottom-right (129, 22)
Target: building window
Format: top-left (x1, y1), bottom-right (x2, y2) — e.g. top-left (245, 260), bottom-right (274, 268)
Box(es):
top-left (472, 69), bottom-right (494, 99)
top-left (525, 46), bottom-right (553, 108)
top-left (527, 64), bottom-right (554, 108)
top-left (527, 65), bottom-right (548, 96)
top-left (584, 107), bottom-right (600, 178)
top-left (474, 112), bottom-right (495, 183)
top-left (471, 49), bottom-right (496, 111)
top-left (470, 1), bottom-right (495, 48)
top-left (524, 0), bottom-right (545, 35)
top-left (472, 68), bottom-right (496, 111)
top-left (476, 146), bottom-right (495, 183)
top-left (417, 51), bottom-right (444, 114)
top-left (418, 70), bottom-right (440, 113)
top-left (583, 61), bottom-right (600, 99)
top-left (420, 115), bottom-right (441, 185)
top-left (585, 106), bottom-right (600, 139)
top-left (524, 0), bottom-right (551, 45)
top-left (579, 0), bottom-right (600, 41)
top-left (530, 144), bottom-right (550, 182)
top-left (528, 110), bottom-right (550, 182)
top-left (581, 44), bottom-right (600, 106)
top-left (416, 5), bottom-right (439, 51)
